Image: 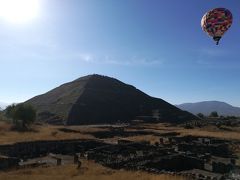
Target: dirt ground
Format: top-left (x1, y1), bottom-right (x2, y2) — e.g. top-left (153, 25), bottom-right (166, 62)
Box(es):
top-left (0, 160), bottom-right (189, 180)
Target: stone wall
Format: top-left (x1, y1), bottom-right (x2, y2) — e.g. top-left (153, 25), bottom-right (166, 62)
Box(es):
top-left (212, 161), bottom-right (233, 173)
top-left (178, 143), bottom-right (232, 158)
top-left (0, 139), bottom-right (106, 159)
top-left (145, 155), bottom-right (204, 172)
top-left (0, 156), bottom-right (19, 170)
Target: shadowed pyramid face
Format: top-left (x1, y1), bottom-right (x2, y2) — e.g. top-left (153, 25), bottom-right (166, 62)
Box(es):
top-left (26, 74), bottom-right (196, 125)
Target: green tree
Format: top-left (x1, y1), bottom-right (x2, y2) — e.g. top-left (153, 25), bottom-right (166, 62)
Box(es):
top-left (5, 104), bottom-right (16, 119)
top-left (209, 111), bottom-right (218, 118)
top-left (5, 104), bottom-right (36, 129)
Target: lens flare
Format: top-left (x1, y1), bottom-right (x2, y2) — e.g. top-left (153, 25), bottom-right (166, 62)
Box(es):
top-left (0, 0), bottom-right (40, 24)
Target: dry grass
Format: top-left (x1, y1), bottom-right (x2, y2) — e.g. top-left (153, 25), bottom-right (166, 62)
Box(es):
top-left (0, 160), bottom-right (188, 180)
top-left (177, 128), bottom-right (240, 140)
top-left (0, 121), bottom-right (239, 145)
top-left (126, 135), bottom-right (160, 144)
top-left (0, 122), bottom-right (100, 144)
top-left (141, 123), bottom-right (240, 141)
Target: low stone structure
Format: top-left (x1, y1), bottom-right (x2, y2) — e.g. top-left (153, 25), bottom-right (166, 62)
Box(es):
top-left (0, 156), bottom-right (19, 170)
top-left (212, 161), bottom-right (233, 174)
top-left (0, 139), bottom-right (106, 159)
top-left (0, 134), bottom-right (238, 179)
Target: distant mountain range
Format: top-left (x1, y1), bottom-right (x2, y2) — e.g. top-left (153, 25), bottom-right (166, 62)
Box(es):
top-left (26, 74), bottom-right (196, 125)
top-left (176, 101), bottom-right (240, 117)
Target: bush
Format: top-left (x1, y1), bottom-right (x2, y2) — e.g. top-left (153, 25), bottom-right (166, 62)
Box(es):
top-left (5, 104), bottom-right (36, 130)
top-left (5, 104), bottom-right (16, 119)
top-left (197, 113), bottom-right (204, 119)
top-left (209, 111), bottom-right (218, 118)
top-left (184, 122), bottom-right (194, 129)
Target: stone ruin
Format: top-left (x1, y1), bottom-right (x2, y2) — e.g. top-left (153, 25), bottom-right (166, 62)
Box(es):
top-left (86, 135), bottom-right (239, 179)
top-left (0, 155), bottom-right (19, 170)
top-left (0, 135), bottom-right (238, 179)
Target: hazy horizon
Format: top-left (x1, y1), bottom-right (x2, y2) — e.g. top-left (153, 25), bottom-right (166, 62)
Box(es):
top-left (1, 0), bottom-right (240, 107)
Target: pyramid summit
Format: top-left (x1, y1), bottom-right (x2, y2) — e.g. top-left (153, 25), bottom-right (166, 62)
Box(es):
top-left (26, 74), bottom-right (196, 125)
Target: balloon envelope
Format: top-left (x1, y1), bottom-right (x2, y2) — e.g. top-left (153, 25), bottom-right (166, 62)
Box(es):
top-left (201, 8), bottom-right (233, 44)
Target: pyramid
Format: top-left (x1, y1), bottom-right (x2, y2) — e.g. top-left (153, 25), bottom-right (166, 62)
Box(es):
top-left (26, 74), bottom-right (196, 125)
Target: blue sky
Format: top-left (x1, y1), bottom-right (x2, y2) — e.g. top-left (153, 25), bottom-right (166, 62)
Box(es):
top-left (0, 0), bottom-right (240, 106)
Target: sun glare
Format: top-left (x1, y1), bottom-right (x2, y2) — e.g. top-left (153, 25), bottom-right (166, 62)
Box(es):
top-left (0, 0), bottom-right (40, 24)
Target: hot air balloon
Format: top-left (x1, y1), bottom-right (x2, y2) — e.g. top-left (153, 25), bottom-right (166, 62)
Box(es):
top-left (201, 8), bottom-right (233, 45)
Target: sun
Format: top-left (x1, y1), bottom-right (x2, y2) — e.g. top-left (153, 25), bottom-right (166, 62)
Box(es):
top-left (0, 0), bottom-right (40, 24)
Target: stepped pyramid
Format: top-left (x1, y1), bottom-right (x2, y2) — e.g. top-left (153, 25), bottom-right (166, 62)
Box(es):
top-left (26, 74), bottom-right (196, 125)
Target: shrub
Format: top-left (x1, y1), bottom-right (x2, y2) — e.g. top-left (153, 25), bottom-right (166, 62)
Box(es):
top-left (209, 111), bottom-right (218, 118)
top-left (5, 104), bottom-right (16, 119)
top-left (197, 113), bottom-right (204, 119)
